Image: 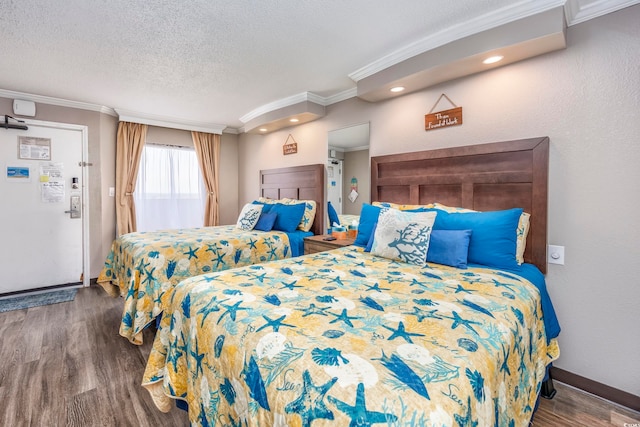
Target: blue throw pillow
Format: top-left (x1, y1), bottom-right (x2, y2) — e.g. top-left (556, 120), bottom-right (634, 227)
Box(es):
top-left (254, 212), bottom-right (277, 231)
top-left (354, 203), bottom-right (382, 247)
top-left (432, 208), bottom-right (522, 269)
top-left (364, 221), bottom-right (378, 252)
top-left (269, 203), bottom-right (306, 233)
top-left (327, 201), bottom-right (340, 227)
top-left (426, 229), bottom-right (472, 269)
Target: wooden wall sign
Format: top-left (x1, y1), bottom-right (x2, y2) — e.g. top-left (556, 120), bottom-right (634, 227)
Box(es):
top-left (425, 107), bottom-right (463, 131)
top-left (283, 134), bottom-right (298, 155)
top-left (425, 94), bottom-right (463, 131)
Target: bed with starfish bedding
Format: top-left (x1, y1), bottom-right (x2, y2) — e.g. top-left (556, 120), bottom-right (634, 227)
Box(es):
top-left (97, 164), bottom-right (325, 344)
top-left (141, 138), bottom-right (561, 425)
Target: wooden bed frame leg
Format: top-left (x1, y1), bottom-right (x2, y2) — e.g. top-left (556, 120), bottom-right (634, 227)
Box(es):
top-left (541, 370), bottom-right (557, 399)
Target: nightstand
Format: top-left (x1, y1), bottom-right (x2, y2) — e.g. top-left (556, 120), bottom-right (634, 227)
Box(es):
top-left (304, 235), bottom-right (355, 255)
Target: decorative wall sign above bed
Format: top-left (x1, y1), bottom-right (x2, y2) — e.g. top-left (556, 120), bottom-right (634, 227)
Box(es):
top-left (282, 134), bottom-right (298, 155)
top-left (424, 93), bottom-right (463, 131)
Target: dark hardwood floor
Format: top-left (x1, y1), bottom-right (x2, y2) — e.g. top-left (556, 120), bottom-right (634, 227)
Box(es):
top-left (0, 285), bottom-right (638, 426)
top-left (0, 285), bottom-right (188, 426)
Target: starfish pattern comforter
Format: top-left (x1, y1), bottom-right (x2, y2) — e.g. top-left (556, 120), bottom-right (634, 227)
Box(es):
top-left (143, 246), bottom-right (559, 426)
top-left (97, 225), bottom-right (299, 344)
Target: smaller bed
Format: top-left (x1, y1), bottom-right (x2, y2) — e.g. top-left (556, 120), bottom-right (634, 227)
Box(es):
top-left (98, 164), bottom-right (325, 344)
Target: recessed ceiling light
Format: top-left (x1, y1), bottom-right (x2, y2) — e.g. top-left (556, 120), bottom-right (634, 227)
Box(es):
top-left (390, 86), bottom-right (405, 93)
top-left (290, 118), bottom-right (299, 123)
top-left (483, 55), bottom-right (504, 64)
top-left (259, 128), bottom-right (267, 132)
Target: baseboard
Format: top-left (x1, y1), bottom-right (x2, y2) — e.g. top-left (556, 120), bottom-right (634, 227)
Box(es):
top-left (0, 281), bottom-right (82, 298)
top-left (551, 367), bottom-right (640, 412)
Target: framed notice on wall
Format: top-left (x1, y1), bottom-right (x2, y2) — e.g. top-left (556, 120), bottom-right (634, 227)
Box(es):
top-left (18, 136), bottom-right (51, 160)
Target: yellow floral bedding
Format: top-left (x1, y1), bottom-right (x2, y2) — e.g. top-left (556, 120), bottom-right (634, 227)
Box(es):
top-left (143, 246), bottom-right (559, 426)
top-left (97, 225), bottom-right (294, 344)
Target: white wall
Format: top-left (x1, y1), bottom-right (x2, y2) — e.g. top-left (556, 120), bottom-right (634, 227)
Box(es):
top-left (238, 122), bottom-right (329, 204)
top-left (238, 5), bottom-right (640, 395)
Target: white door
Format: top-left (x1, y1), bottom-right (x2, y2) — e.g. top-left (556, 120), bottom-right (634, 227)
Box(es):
top-left (327, 159), bottom-right (342, 218)
top-left (0, 119), bottom-right (89, 294)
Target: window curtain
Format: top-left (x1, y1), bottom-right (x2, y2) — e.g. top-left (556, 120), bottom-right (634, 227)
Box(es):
top-left (192, 131), bottom-right (221, 226)
top-left (115, 122), bottom-right (147, 236)
top-left (134, 145), bottom-right (205, 232)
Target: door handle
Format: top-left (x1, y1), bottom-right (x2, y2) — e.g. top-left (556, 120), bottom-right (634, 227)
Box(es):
top-left (66, 195), bottom-right (81, 218)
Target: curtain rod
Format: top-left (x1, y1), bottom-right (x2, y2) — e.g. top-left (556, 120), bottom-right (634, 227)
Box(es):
top-left (2, 115), bottom-right (28, 130)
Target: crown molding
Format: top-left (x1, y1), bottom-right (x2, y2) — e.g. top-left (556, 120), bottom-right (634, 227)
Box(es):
top-left (115, 109), bottom-right (227, 134)
top-left (0, 88), bottom-right (117, 116)
top-left (222, 127), bottom-right (240, 135)
top-left (565, 0), bottom-right (640, 25)
top-left (240, 92), bottom-right (319, 124)
top-left (349, 0), bottom-right (564, 82)
top-left (324, 87), bottom-right (358, 105)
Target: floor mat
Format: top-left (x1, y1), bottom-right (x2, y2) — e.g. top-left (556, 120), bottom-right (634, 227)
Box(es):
top-left (0, 288), bottom-right (78, 313)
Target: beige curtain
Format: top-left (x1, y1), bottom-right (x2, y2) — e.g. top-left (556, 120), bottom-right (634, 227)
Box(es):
top-left (115, 122), bottom-right (147, 236)
top-left (192, 131), bottom-right (221, 226)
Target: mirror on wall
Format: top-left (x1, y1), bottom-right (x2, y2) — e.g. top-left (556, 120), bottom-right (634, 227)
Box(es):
top-left (327, 122), bottom-right (370, 217)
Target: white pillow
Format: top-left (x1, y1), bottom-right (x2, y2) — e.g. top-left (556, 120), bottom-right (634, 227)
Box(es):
top-left (370, 209), bottom-right (437, 266)
top-left (236, 203), bottom-right (263, 230)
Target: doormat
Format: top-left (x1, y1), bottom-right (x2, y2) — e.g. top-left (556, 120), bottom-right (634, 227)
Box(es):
top-left (0, 288), bottom-right (78, 313)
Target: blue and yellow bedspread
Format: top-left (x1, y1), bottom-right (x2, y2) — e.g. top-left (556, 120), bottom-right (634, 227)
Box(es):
top-left (97, 225), bottom-right (296, 344)
top-left (143, 246), bottom-right (559, 426)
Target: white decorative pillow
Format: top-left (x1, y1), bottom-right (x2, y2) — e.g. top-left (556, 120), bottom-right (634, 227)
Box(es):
top-left (370, 209), bottom-right (437, 266)
top-left (236, 203), bottom-right (263, 230)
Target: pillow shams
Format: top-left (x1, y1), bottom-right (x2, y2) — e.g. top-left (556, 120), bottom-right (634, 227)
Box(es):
top-left (354, 203), bottom-right (382, 247)
top-left (256, 198), bottom-right (316, 232)
top-left (327, 201), bottom-right (340, 227)
top-left (433, 203), bottom-right (530, 264)
top-left (433, 208), bottom-right (522, 270)
top-left (269, 203), bottom-right (306, 233)
top-left (236, 203), bottom-right (263, 230)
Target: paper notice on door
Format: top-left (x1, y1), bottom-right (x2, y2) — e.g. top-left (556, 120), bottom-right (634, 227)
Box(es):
top-left (40, 162), bottom-right (64, 178)
top-left (19, 136), bottom-right (51, 160)
top-left (41, 179), bottom-right (65, 203)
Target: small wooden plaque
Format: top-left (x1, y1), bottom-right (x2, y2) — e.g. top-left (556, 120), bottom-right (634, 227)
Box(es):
top-left (425, 106), bottom-right (463, 131)
top-left (283, 142), bottom-right (298, 155)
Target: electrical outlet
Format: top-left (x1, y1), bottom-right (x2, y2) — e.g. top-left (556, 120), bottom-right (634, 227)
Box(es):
top-left (548, 245), bottom-right (565, 265)
top-left (108, 187), bottom-right (115, 197)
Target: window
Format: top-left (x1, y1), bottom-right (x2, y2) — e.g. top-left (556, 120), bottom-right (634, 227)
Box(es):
top-left (134, 144), bottom-right (205, 232)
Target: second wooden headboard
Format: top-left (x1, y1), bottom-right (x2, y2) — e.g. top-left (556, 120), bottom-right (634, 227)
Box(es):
top-left (371, 137), bottom-right (549, 273)
top-left (260, 164), bottom-right (326, 236)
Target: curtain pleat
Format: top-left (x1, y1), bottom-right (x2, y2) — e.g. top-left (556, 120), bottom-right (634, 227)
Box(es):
top-left (115, 122), bottom-right (147, 236)
top-left (192, 131), bottom-right (221, 226)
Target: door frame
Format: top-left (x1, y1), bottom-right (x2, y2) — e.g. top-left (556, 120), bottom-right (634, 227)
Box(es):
top-left (22, 118), bottom-right (90, 288)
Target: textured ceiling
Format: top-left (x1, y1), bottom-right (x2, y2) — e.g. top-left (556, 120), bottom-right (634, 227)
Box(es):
top-left (0, 0), bottom-right (636, 131)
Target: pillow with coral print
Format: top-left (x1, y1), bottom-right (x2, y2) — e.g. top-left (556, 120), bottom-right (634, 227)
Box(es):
top-left (370, 209), bottom-right (437, 266)
top-left (236, 203), bottom-right (263, 230)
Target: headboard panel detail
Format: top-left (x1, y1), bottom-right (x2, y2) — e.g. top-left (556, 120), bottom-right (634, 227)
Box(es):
top-left (260, 164), bottom-right (325, 236)
top-left (371, 137), bottom-right (549, 273)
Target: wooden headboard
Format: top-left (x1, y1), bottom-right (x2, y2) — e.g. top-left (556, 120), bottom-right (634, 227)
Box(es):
top-left (371, 137), bottom-right (549, 273)
top-left (260, 164), bottom-right (326, 236)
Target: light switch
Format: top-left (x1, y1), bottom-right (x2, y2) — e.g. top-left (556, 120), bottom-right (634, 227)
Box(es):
top-left (548, 245), bottom-right (565, 265)
top-left (109, 187), bottom-right (115, 197)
